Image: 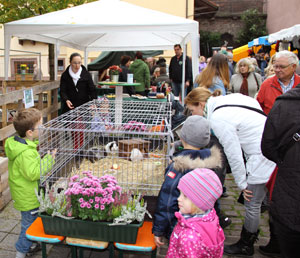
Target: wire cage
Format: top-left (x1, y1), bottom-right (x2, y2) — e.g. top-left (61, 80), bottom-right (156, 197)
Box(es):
top-left (38, 99), bottom-right (172, 196)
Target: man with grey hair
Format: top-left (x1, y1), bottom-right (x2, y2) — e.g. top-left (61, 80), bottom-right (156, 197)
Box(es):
top-left (256, 50), bottom-right (300, 257)
top-left (257, 50), bottom-right (300, 115)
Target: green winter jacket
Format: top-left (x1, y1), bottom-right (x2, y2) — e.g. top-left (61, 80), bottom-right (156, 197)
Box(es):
top-left (5, 136), bottom-right (55, 211)
top-left (129, 59), bottom-right (150, 92)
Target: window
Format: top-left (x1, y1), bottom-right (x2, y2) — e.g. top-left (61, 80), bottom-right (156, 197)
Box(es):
top-left (16, 61), bottom-right (34, 74)
top-left (11, 58), bottom-right (37, 78)
top-left (58, 59), bottom-right (65, 72)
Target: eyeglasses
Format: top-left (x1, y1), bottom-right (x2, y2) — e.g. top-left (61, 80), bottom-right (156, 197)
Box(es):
top-left (273, 63), bottom-right (293, 70)
top-left (71, 62), bottom-right (82, 65)
top-left (31, 125), bottom-right (44, 132)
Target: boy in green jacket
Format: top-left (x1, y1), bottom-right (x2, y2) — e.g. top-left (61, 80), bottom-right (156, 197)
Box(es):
top-left (5, 108), bottom-right (56, 258)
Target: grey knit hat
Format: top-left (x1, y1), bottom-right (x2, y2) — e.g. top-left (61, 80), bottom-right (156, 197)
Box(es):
top-left (179, 115), bottom-right (210, 148)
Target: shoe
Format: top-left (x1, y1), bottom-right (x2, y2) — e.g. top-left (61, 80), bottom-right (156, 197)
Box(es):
top-left (219, 215), bottom-right (232, 229)
top-left (16, 252), bottom-right (26, 258)
top-left (26, 242), bottom-right (41, 257)
top-left (258, 222), bottom-right (280, 257)
top-left (221, 192), bottom-right (229, 198)
top-left (224, 226), bottom-right (259, 256)
top-left (259, 243), bottom-right (280, 257)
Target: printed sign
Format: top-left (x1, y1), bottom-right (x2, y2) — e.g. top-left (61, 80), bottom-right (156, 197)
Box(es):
top-left (23, 88), bottom-right (34, 108)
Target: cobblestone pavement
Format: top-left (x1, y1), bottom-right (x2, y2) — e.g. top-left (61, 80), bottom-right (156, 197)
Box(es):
top-left (0, 174), bottom-right (271, 258)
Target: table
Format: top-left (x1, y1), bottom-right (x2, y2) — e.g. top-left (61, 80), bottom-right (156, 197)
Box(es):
top-left (97, 81), bottom-right (141, 102)
top-left (98, 81), bottom-right (141, 124)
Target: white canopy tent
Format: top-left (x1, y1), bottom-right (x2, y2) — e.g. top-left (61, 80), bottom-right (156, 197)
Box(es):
top-left (4, 0), bottom-right (199, 97)
top-left (269, 24), bottom-right (300, 42)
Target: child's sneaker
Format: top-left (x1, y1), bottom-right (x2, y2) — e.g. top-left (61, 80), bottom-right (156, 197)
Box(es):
top-left (26, 242), bottom-right (41, 256)
top-left (16, 251), bottom-right (26, 258)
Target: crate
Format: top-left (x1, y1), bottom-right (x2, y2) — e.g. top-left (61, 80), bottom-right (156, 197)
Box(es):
top-left (118, 139), bottom-right (151, 159)
top-left (38, 99), bottom-right (172, 196)
top-left (0, 158), bottom-right (10, 210)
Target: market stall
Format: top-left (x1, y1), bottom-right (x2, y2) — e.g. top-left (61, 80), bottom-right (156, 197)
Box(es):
top-left (269, 24), bottom-right (300, 42)
top-left (4, 0), bottom-right (199, 98)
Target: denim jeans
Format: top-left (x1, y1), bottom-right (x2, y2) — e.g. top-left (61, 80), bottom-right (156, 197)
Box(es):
top-left (171, 82), bottom-right (182, 97)
top-left (16, 208), bottom-right (38, 253)
top-left (244, 183), bottom-right (266, 233)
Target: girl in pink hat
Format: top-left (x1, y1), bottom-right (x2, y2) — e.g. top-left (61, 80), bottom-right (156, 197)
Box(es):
top-left (166, 168), bottom-right (225, 258)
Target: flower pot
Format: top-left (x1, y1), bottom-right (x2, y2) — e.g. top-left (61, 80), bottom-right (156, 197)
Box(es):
top-left (110, 74), bottom-right (119, 83)
top-left (39, 214), bottom-right (143, 243)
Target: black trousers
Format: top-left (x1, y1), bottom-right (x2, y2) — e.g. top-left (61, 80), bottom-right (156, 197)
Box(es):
top-left (273, 219), bottom-right (300, 258)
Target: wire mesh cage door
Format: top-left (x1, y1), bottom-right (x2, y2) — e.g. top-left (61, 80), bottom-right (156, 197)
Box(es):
top-left (38, 99), bottom-right (172, 196)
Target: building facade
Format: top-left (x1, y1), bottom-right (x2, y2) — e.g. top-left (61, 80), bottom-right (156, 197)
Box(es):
top-left (195, 0), bottom-right (266, 47)
top-left (266, 0), bottom-right (300, 34)
top-left (0, 0), bottom-right (194, 80)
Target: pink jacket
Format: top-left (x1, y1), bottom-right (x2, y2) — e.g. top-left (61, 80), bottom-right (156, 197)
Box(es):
top-left (166, 209), bottom-right (224, 258)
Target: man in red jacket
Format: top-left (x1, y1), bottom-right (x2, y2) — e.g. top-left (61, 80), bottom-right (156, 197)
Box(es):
top-left (257, 50), bottom-right (300, 115)
top-left (257, 50), bottom-right (299, 257)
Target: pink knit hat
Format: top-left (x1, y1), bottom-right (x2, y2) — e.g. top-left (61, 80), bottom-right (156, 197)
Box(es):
top-left (178, 168), bottom-right (223, 211)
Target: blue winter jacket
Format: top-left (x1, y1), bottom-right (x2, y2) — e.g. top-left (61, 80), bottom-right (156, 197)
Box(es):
top-left (152, 146), bottom-right (222, 238)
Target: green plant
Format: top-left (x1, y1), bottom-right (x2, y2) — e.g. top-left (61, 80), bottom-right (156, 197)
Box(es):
top-left (199, 30), bottom-right (222, 57)
top-left (65, 172), bottom-right (122, 221)
top-left (110, 193), bottom-right (152, 225)
top-left (109, 65), bottom-right (122, 75)
top-left (36, 172), bottom-right (151, 225)
top-left (237, 8), bottom-right (267, 45)
top-left (33, 182), bottom-right (73, 219)
top-left (20, 64), bottom-right (27, 70)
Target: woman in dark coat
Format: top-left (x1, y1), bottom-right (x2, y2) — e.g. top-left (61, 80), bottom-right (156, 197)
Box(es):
top-left (60, 53), bottom-right (97, 113)
top-left (119, 55), bottom-right (135, 95)
top-left (261, 84), bottom-right (300, 258)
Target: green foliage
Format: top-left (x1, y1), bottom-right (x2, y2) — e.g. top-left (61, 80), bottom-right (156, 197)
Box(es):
top-left (34, 182), bottom-right (73, 219)
top-left (110, 193), bottom-right (152, 225)
top-left (0, 0), bottom-right (97, 23)
top-left (237, 8), bottom-right (267, 45)
top-left (200, 30), bottom-right (222, 57)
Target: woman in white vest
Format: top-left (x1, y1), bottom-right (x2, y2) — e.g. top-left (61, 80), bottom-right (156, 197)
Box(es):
top-left (184, 87), bottom-right (275, 257)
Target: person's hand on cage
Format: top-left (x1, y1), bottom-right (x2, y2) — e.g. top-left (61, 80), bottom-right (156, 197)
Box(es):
top-left (66, 100), bottom-right (74, 109)
top-left (89, 104), bottom-right (97, 110)
top-left (48, 148), bottom-right (57, 159)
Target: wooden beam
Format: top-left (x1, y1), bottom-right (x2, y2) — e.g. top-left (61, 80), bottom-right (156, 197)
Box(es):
top-left (0, 124), bottom-right (14, 141)
top-left (0, 158), bottom-right (8, 175)
top-left (0, 81), bottom-right (59, 106)
top-left (0, 103), bottom-right (60, 141)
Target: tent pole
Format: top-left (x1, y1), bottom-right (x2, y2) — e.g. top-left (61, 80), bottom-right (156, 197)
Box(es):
top-left (84, 48), bottom-right (88, 67)
top-left (181, 44), bottom-right (187, 101)
top-left (54, 44), bottom-right (58, 80)
top-left (4, 33), bottom-right (11, 80)
top-left (191, 34), bottom-right (200, 84)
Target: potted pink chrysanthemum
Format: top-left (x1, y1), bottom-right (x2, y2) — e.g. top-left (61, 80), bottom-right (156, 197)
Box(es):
top-left (37, 171), bottom-right (150, 243)
top-left (65, 172), bottom-right (122, 221)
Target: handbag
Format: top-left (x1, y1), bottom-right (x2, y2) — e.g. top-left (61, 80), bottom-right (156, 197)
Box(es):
top-left (266, 167), bottom-right (278, 200)
top-left (253, 72), bottom-right (260, 91)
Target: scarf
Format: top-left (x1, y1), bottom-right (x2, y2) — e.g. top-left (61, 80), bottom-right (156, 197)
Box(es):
top-left (240, 73), bottom-right (249, 96)
top-left (69, 66), bottom-right (82, 86)
top-left (181, 209), bottom-right (211, 219)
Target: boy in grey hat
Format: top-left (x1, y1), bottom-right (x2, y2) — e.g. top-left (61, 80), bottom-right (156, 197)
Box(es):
top-left (153, 115), bottom-right (224, 246)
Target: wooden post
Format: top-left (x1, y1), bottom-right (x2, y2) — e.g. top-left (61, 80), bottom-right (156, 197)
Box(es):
top-left (47, 91), bottom-right (51, 121)
top-left (52, 88), bottom-right (58, 119)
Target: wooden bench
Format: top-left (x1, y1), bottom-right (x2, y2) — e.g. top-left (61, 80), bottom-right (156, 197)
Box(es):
top-left (114, 221), bottom-right (157, 258)
top-left (25, 217), bottom-right (65, 258)
top-left (66, 237), bottom-right (113, 258)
